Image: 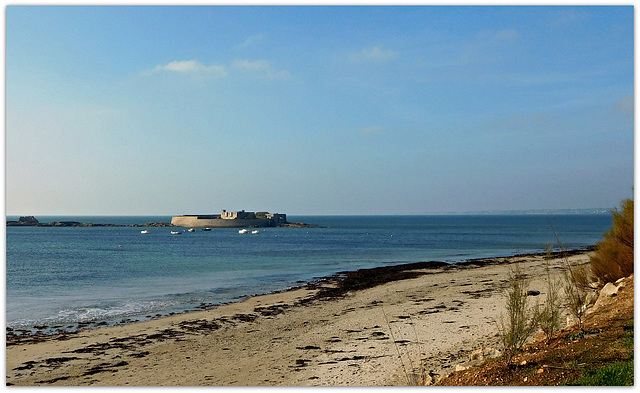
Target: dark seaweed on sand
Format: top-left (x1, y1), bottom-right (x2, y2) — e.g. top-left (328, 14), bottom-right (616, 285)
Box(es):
top-left (312, 247), bottom-right (595, 300)
top-left (315, 261), bottom-right (449, 298)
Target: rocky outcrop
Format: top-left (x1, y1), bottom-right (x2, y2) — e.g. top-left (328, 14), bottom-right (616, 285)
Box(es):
top-left (143, 222), bottom-right (176, 227)
top-left (6, 216), bottom-right (40, 226)
top-left (278, 222), bottom-right (323, 228)
top-left (19, 216), bottom-right (39, 225)
top-left (6, 217), bottom-right (174, 227)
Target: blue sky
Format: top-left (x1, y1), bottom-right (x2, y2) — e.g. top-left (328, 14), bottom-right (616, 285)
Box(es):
top-left (6, 5), bottom-right (634, 215)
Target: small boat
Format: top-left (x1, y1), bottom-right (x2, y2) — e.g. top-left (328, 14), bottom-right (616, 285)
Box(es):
top-left (202, 227), bottom-right (212, 231)
top-left (251, 230), bottom-right (260, 234)
top-left (188, 228), bottom-right (196, 232)
top-left (140, 230), bottom-right (150, 234)
top-left (238, 229), bottom-right (249, 234)
top-left (170, 231), bottom-right (182, 235)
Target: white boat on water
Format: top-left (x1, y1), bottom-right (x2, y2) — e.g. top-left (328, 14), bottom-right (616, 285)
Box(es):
top-left (251, 230), bottom-right (260, 234)
top-left (202, 227), bottom-right (212, 231)
top-left (188, 228), bottom-right (196, 232)
top-left (140, 230), bottom-right (150, 234)
top-left (170, 231), bottom-right (182, 235)
top-left (239, 229), bottom-right (249, 234)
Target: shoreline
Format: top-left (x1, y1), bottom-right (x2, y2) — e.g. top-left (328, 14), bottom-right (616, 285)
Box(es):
top-left (6, 246), bottom-right (594, 341)
top-left (7, 247), bottom-right (595, 386)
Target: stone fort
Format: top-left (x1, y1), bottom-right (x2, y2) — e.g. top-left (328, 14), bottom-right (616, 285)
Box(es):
top-left (171, 210), bottom-right (287, 228)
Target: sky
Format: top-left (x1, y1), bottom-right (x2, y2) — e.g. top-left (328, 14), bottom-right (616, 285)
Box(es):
top-left (5, 5), bottom-right (634, 215)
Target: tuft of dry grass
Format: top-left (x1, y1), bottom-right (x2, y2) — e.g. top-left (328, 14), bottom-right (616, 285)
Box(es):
top-left (590, 199), bottom-right (633, 284)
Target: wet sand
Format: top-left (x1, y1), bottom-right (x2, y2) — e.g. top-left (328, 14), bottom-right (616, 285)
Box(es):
top-left (6, 249), bottom-right (592, 386)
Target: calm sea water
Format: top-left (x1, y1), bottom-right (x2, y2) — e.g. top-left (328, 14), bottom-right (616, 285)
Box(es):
top-left (6, 215), bottom-right (611, 333)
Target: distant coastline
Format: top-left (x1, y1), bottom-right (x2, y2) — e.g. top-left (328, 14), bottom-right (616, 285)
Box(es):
top-left (430, 208), bottom-right (612, 215)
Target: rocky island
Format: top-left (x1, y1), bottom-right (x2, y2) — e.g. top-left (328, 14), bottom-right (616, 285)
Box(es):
top-left (171, 210), bottom-right (321, 228)
top-left (7, 213), bottom-right (320, 228)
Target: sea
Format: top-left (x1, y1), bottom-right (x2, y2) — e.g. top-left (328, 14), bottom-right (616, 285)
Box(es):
top-left (6, 214), bottom-right (612, 335)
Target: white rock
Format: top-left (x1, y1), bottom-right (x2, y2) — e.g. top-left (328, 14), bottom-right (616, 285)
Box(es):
top-left (600, 282), bottom-right (619, 297)
top-left (616, 276), bottom-right (628, 289)
top-left (455, 364), bottom-right (469, 372)
top-left (469, 347), bottom-right (501, 362)
top-left (469, 348), bottom-right (484, 361)
top-left (588, 282), bottom-right (622, 314)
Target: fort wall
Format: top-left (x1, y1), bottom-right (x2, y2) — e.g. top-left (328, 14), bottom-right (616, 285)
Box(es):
top-left (171, 211), bottom-right (286, 228)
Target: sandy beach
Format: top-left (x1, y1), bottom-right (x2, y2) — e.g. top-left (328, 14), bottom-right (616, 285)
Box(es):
top-left (6, 250), bottom-right (592, 386)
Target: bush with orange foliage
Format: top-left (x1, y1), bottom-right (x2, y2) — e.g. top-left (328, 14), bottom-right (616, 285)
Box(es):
top-left (590, 199), bottom-right (634, 283)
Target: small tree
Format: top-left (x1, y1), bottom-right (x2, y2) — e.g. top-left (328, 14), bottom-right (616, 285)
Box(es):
top-left (498, 262), bottom-right (539, 366)
top-left (563, 263), bottom-right (590, 330)
top-left (552, 230), bottom-right (591, 331)
top-left (535, 245), bottom-right (563, 344)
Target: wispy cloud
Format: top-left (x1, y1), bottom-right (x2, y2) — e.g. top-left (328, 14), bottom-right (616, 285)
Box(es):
top-left (232, 59), bottom-right (292, 79)
top-left (237, 34), bottom-right (264, 50)
top-left (151, 60), bottom-right (228, 77)
top-left (147, 58), bottom-right (290, 80)
top-left (349, 45), bottom-right (397, 63)
top-left (233, 59), bottom-right (272, 72)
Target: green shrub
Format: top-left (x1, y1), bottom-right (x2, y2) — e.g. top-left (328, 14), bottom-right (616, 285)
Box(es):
top-left (590, 199), bottom-right (634, 283)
